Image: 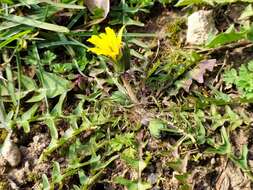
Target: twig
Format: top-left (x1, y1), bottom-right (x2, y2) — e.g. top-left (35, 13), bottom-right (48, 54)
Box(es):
top-left (186, 41), bottom-right (253, 55)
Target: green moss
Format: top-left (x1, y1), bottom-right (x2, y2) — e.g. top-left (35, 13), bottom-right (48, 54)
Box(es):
top-left (27, 172), bottom-right (40, 182)
top-left (0, 129), bottom-right (8, 144)
top-left (0, 180), bottom-right (9, 190)
top-left (167, 18), bottom-right (186, 46)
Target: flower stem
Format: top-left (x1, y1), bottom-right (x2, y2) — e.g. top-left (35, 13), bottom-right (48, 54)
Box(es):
top-left (121, 75), bottom-right (139, 104)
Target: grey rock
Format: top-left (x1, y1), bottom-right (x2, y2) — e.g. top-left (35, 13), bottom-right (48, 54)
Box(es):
top-left (186, 10), bottom-right (218, 45)
top-left (1, 139), bottom-right (21, 167)
top-left (85, 0), bottom-right (110, 18)
top-left (148, 173), bottom-right (158, 185)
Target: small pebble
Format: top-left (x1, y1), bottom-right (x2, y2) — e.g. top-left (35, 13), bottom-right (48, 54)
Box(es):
top-left (211, 158), bottom-right (216, 165)
top-left (85, 0), bottom-right (109, 17)
top-left (1, 140), bottom-right (21, 167)
top-left (148, 173), bottom-right (158, 185)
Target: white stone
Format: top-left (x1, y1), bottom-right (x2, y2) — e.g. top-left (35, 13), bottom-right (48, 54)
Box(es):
top-left (186, 10), bottom-right (218, 45)
top-left (85, 0), bottom-right (110, 18)
top-left (1, 140), bottom-right (21, 167)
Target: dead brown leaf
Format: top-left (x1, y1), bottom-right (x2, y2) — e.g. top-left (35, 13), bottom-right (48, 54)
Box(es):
top-left (216, 162), bottom-right (251, 190)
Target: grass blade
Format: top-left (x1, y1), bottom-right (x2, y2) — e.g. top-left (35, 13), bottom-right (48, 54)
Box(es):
top-left (1, 15), bottom-right (70, 33)
top-left (0, 29), bottom-right (31, 48)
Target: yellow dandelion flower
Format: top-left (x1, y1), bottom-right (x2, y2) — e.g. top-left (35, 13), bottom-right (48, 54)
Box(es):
top-left (87, 26), bottom-right (124, 61)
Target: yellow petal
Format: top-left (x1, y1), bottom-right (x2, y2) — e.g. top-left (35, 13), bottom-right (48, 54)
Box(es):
top-left (105, 27), bottom-right (117, 40)
top-left (105, 27), bottom-right (117, 50)
top-left (87, 35), bottom-right (100, 44)
top-left (87, 35), bottom-right (108, 51)
top-left (86, 26), bottom-right (124, 60)
top-left (88, 47), bottom-right (109, 56)
top-left (99, 33), bottom-right (112, 49)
